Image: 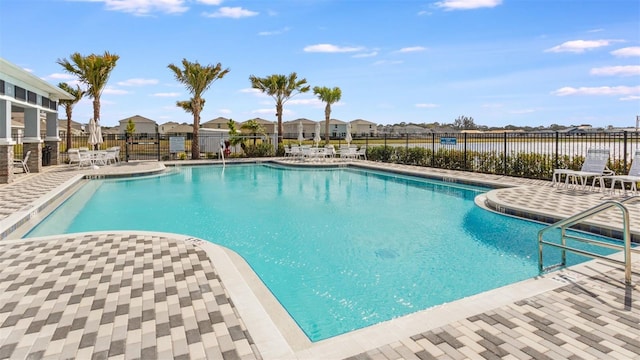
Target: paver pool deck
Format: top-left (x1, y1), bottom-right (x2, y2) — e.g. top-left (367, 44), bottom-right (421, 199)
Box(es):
top-left (0, 159), bottom-right (638, 360)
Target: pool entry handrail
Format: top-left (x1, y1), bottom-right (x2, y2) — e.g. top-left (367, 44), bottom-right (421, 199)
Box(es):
top-left (538, 196), bottom-right (639, 285)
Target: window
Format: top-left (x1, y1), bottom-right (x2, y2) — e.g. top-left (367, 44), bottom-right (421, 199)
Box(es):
top-left (41, 97), bottom-right (50, 108)
top-left (27, 91), bottom-right (37, 104)
top-left (14, 86), bottom-right (26, 101)
top-left (49, 101), bottom-right (57, 111)
top-left (0, 80), bottom-right (4, 95)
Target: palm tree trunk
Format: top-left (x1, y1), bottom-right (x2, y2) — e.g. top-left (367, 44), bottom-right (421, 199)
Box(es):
top-left (192, 108), bottom-right (200, 159)
top-left (276, 102), bottom-right (283, 144)
top-left (324, 104), bottom-right (331, 145)
top-left (93, 97), bottom-right (101, 150)
top-left (66, 106), bottom-right (72, 151)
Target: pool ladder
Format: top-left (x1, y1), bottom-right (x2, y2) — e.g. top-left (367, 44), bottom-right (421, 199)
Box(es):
top-left (538, 196), bottom-right (639, 285)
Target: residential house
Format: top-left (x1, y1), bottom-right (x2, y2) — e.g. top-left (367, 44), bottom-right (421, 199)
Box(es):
top-left (158, 121), bottom-right (179, 134)
top-left (240, 118), bottom-right (276, 135)
top-left (165, 123), bottom-right (194, 137)
top-left (202, 117), bottom-right (231, 130)
top-left (326, 119), bottom-right (347, 138)
top-left (58, 119), bottom-right (85, 136)
top-left (350, 119), bottom-right (378, 137)
top-left (117, 115), bottom-right (158, 135)
top-left (283, 118), bottom-right (317, 140)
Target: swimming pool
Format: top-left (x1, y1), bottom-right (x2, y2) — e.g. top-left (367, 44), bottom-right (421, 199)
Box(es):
top-left (26, 164), bottom-right (616, 341)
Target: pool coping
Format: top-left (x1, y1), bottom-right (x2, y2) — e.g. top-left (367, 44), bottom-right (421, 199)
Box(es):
top-left (3, 160), bottom-right (639, 359)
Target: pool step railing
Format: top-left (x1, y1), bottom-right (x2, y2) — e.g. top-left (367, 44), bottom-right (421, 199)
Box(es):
top-left (537, 196), bottom-right (639, 285)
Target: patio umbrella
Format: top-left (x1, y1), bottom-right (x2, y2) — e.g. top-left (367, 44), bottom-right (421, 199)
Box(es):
top-left (345, 122), bottom-right (352, 146)
top-left (297, 121), bottom-right (304, 145)
top-left (314, 122), bottom-right (322, 147)
top-left (87, 117), bottom-right (103, 150)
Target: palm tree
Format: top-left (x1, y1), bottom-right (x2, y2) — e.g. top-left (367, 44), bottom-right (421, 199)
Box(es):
top-left (241, 119), bottom-right (266, 145)
top-left (57, 51), bottom-right (119, 149)
top-left (249, 72), bottom-right (310, 144)
top-left (168, 59), bottom-right (229, 159)
top-left (57, 82), bottom-right (85, 151)
top-left (313, 86), bottom-right (342, 145)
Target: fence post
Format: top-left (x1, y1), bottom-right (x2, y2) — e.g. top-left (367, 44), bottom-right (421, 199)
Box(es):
top-left (432, 132), bottom-right (435, 166)
top-left (554, 131), bottom-right (559, 170)
top-left (463, 132), bottom-right (467, 170)
top-left (503, 132), bottom-right (508, 175)
top-left (405, 133), bottom-right (409, 154)
top-left (156, 132), bottom-right (160, 161)
top-left (623, 131), bottom-right (628, 171)
top-left (125, 133), bottom-right (130, 162)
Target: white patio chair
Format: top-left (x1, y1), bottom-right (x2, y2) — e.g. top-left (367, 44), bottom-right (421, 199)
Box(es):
top-left (324, 145), bottom-right (336, 158)
top-left (552, 148), bottom-right (612, 190)
top-left (606, 149), bottom-right (640, 195)
top-left (14, 150), bottom-right (30, 173)
top-left (340, 146), bottom-right (357, 160)
top-left (356, 146), bottom-right (367, 160)
top-left (68, 149), bottom-right (92, 168)
top-left (104, 148), bottom-right (119, 165)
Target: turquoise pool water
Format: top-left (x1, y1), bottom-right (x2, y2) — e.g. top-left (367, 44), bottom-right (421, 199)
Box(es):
top-left (26, 164), bottom-right (616, 341)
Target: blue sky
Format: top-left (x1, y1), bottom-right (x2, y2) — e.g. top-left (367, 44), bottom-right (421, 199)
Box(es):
top-left (2, 0), bottom-right (639, 128)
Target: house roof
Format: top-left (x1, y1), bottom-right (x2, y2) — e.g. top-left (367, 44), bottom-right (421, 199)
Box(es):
top-left (285, 118), bottom-right (316, 125)
top-left (166, 124), bottom-right (194, 133)
top-left (350, 119), bottom-right (376, 125)
top-left (202, 117), bottom-right (230, 125)
top-left (118, 115), bottom-right (157, 124)
top-left (0, 57), bottom-right (73, 101)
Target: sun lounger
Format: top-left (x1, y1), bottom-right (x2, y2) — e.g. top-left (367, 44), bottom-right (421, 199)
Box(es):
top-left (606, 149), bottom-right (640, 195)
top-left (552, 148), bottom-right (612, 190)
top-left (14, 150), bottom-right (30, 173)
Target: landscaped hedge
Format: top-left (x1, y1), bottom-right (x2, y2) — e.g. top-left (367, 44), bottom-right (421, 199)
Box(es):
top-left (364, 145), bottom-right (622, 180)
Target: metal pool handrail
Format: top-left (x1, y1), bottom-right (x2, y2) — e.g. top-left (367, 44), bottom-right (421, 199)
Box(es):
top-left (538, 196), bottom-right (639, 285)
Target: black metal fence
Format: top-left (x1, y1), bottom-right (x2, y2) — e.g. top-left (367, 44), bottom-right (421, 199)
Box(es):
top-left (359, 131), bottom-right (640, 180)
top-left (11, 131), bottom-right (640, 181)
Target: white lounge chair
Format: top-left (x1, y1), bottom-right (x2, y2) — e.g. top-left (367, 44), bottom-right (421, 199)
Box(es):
top-left (552, 148), bottom-right (613, 190)
top-left (606, 149), bottom-right (640, 195)
top-left (68, 149), bottom-right (92, 168)
top-left (14, 150), bottom-right (30, 173)
top-left (356, 146), bottom-right (367, 160)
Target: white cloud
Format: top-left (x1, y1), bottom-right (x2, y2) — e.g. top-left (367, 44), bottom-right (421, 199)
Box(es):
top-left (240, 88), bottom-right (268, 97)
top-left (611, 46), bottom-right (640, 57)
top-left (152, 92), bottom-right (180, 97)
top-left (545, 39), bottom-right (618, 53)
top-left (47, 73), bottom-right (76, 80)
top-left (77, 0), bottom-right (189, 15)
top-left (415, 103), bottom-right (438, 108)
top-left (435, 0), bottom-right (502, 11)
top-left (218, 108), bottom-right (232, 114)
top-left (620, 95), bottom-right (640, 101)
top-left (373, 60), bottom-right (404, 66)
top-left (258, 27), bottom-right (290, 36)
top-left (118, 78), bottom-right (159, 86)
top-left (551, 85), bottom-right (640, 96)
top-left (195, 0), bottom-right (223, 5)
top-left (398, 46), bottom-right (426, 53)
top-left (304, 44), bottom-right (364, 53)
top-left (252, 108), bottom-right (292, 116)
top-left (352, 51), bottom-right (378, 58)
top-left (203, 6), bottom-right (258, 18)
top-left (417, 10), bottom-right (432, 15)
top-left (590, 66), bottom-right (640, 77)
top-left (287, 98), bottom-right (322, 106)
top-left (102, 87), bottom-right (129, 95)
top-left (481, 103), bottom-right (503, 108)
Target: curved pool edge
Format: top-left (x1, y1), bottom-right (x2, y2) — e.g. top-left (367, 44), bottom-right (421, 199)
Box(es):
top-left (3, 161), bottom-right (639, 359)
top-left (6, 229), bottom-right (631, 360)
